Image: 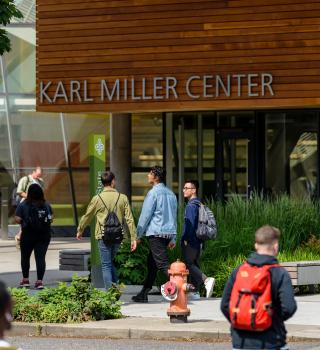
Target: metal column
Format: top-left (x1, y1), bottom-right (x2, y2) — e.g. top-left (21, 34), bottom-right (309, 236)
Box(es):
top-left (0, 57), bottom-right (16, 183)
top-left (165, 113), bottom-right (173, 189)
top-left (0, 57), bottom-right (15, 239)
top-left (178, 118), bottom-right (185, 208)
top-left (60, 113), bottom-right (78, 227)
top-left (197, 114), bottom-right (203, 199)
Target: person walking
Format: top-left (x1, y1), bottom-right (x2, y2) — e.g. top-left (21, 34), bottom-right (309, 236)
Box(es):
top-left (16, 166), bottom-right (44, 204)
top-left (14, 167), bottom-right (45, 247)
top-left (0, 281), bottom-right (22, 349)
top-left (181, 179), bottom-right (215, 300)
top-left (76, 171), bottom-right (137, 291)
top-left (15, 184), bottom-right (53, 290)
top-left (132, 166), bottom-right (177, 303)
top-left (220, 225), bottom-right (297, 350)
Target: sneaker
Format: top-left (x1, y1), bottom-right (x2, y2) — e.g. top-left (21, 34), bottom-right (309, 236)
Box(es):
top-left (188, 292), bottom-right (201, 300)
top-left (131, 287), bottom-right (150, 303)
top-left (34, 281), bottom-right (44, 290)
top-left (204, 277), bottom-right (215, 298)
top-left (19, 279), bottom-right (30, 288)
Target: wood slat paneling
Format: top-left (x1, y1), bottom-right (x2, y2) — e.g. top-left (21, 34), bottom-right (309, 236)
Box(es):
top-left (36, 0), bottom-right (320, 113)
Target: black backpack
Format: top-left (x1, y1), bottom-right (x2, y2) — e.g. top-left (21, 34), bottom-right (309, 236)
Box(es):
top-left (11, 183), bottom-right (20, 207)
top-left (98, 193), bottom-right (123, 246)
top-left (27, 203), bottom-right (52, 232)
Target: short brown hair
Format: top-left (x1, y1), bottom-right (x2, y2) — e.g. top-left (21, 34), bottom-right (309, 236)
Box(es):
top-left (255, 225), bottom-right (280, 245)
top-left (101, 171), bottom-right (115, 186)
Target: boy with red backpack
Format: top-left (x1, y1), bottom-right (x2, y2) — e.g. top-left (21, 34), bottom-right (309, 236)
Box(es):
top-left (220, 225), bottom-right (297, 350)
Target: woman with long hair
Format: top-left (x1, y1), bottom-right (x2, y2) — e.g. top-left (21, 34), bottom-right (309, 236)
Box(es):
top-left (15, 184), bottom-right (53, 289)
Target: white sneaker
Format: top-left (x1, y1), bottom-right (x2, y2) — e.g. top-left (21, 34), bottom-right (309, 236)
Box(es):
top-left (188, 292), bottom-right (200, 300)
top-left (204, 277), bottom-right (215, 298)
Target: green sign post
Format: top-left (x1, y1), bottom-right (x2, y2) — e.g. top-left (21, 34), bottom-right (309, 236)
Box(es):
top-left (89, 134), bottom-right (105, 287)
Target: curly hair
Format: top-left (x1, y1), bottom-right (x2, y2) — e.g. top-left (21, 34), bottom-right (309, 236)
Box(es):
top-left (150, 166), bottom-right (166, 183)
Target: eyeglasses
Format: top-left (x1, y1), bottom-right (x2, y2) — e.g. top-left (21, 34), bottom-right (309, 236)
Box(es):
top-left (183, 187), bottom-right (195, 191)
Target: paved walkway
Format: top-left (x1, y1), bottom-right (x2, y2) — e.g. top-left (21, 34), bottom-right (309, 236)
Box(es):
top-left (0, 237), bottom-right (320, 342)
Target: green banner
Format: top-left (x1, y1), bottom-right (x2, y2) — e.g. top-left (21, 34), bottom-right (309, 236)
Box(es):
top-left (89, 134), bottom-right (106, 287)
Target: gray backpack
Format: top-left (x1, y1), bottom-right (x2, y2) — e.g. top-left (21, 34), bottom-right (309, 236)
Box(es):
top-left (196, 204), bottom-right (218, 241)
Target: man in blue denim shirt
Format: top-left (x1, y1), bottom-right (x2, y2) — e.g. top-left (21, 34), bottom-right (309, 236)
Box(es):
top-left (132, 166), bottom-right (177, 303)
top-left (181, 180), bottom-right (215, 300)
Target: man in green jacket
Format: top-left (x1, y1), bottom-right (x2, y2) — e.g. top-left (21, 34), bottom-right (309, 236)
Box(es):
top-left (76, 171), bottom-right (137, 290)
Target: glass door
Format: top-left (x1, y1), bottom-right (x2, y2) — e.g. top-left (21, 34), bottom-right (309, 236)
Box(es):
top-left (216, 129), bottom-right (255, 200)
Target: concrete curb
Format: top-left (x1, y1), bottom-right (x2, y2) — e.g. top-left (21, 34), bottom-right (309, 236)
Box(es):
top-left (8, 318), bottom-right (320, 342)
top-left (9, 322), bottom-right (230, 342)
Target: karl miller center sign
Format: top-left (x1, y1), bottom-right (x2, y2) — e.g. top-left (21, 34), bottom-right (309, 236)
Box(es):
top-left (39, 73), bottom-right (274, 104)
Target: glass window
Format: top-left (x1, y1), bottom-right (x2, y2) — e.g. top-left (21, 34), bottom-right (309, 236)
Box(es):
top-left (132, 113), bottom-right (163, 168)
top-left (265, 112), bottom-right (287, 195)
top-left (9, 103), bottom-right (64, 169)
top-left (0, 106), bottom-right (11, 170)
top-left (131, 113), bottom-right (163, 204)
top-left (265, 111), bottom-right (318, 199)
top-left (64, 112), bottom-right (110, 211)
top-left (217, 111), bottom-right (255, 128)
top-left (171, 113), bottom-right (217, 200)
top-left (13, 0), bottom-right (35, 24)
top-left (0, 61), bottom-right (4, 93)
top-left (202, 115), bottom-right (215, 200)
top-left (4, 29), bottom-right (36, 94)
top-left (287, 112), bottom-right (318, 199)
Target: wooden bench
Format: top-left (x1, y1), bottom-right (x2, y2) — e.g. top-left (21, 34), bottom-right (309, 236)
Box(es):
top-left (59, 249), bottom-right (90, 271)
top-left (281, 261), bottom-right (320, 286)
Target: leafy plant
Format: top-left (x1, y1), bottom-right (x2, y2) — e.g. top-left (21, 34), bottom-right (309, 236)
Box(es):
top-left (0, 0), bottom-right (23, 54)
top-left (115, 239), bottom-right (149, 284)
top-left (118, 194), bottom-right (320, 295)
top-left (10, 275), bottom-right (122, 323)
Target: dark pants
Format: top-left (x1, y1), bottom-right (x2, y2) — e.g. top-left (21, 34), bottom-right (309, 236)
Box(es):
top-left (182, 244), bottom-right (206, 290)
top-left (20, 233), bottom-right (51, 280)
top-left (143, 236), bottom-right (171, 289)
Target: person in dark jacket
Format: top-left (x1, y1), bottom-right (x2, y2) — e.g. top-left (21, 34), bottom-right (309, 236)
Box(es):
top-left (15, 184), bottom-right (53, 290)
top-left (181, 180), bottom-right (215, 299)
top-left (220, 225), bottom-right (297, 350)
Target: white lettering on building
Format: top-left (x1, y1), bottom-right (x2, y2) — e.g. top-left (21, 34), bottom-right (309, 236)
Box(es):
top-left (39, 73), bottom-right (275, 104)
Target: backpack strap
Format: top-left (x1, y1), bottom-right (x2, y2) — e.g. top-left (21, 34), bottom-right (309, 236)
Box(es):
top-left (112, 193), bottom-right (121, 211)
top-left (98, 194), bottom-right (109, 211)
top-left (98, 193), bottom-right (121, 213)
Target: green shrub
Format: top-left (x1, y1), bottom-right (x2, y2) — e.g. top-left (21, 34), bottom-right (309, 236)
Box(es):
top-left (115, 194), bottom-right (320, 294)
top-left (10, 276), bottom-right (122, 323)
top-left (115, 239), bottom-right (149, 284)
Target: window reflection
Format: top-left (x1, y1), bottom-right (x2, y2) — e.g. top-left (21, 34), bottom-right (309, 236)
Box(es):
top-left (5, 30), bottom-right (35, 94)
top-left (266, 111), bottom-right (318, 199)
top-left (131, 113), bottom-right (163, 204)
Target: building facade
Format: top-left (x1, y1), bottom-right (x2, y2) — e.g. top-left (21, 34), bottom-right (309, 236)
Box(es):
top-left (1, 0), bottom-right (320, 231)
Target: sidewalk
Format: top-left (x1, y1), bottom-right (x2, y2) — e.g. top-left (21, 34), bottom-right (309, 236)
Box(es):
top-left (1, 237), bottom-right (320, 342)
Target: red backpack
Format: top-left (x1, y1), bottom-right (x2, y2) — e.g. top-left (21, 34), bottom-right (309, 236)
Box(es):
top-left (229, 262), bottom-right (279, 331)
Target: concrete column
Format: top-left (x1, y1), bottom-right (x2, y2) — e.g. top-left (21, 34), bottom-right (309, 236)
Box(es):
top-left (110, 114), bottom-right (132, 199)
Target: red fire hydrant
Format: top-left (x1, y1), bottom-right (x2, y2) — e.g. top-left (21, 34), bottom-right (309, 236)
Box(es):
top-left (161, 260), bottom-right (191, 323)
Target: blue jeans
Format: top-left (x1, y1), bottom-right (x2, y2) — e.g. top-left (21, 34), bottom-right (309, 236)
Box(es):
top-left (98, 240), bottom-right (120, 290)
